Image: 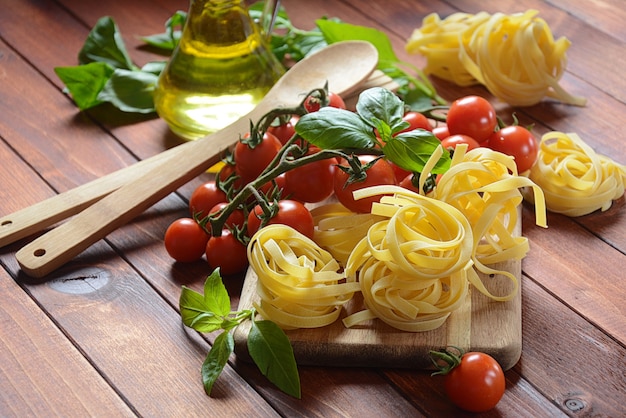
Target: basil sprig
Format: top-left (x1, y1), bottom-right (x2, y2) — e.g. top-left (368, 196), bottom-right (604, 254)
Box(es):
top-left (180, 269), bottom-right (301, 398)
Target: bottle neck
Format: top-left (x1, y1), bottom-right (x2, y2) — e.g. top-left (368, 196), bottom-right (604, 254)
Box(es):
top-left (185, 0), bottom-right (257, 47)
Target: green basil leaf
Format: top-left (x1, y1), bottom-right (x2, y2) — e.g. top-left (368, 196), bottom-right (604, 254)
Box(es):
top-left (54, 62), bottom-right (115, 110)
top-left (78, 16), bottom-right (136, 70)
top-left (203, 269), bottom-right (231, 317)
top-left (189, 312), bottom-right (223, 333)
top-left (96, 69), bottom-right (157, 113)
top-left (315, 19), bottom-right (398, 64)
top-left (141, 61), bottom-right (166, 76)
top-left (248, 319), bottom-right (301, 398)
top-left (201, 331), bottom-right (234, 396)
top-left (295, 107), bottom-right (375, 150)
top-left (356, 87), bottom-right (406, 133)
top-left (383, 130), bottom-right (451, 174)
top-left (141, 10), bottom-right (187, 51)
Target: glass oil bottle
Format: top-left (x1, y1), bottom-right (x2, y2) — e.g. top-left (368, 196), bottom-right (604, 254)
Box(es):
top-left (153, 0), bottom-right (285, 140)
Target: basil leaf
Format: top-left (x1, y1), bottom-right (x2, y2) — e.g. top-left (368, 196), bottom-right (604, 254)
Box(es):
top-left (141, 61), bottom-right (166, 76)
top-left (248, 319), bottom-right (301, 398)
top-left (356, 87), bottom-right (406, 133)
top-left (203, 269), bottom-right (231, 317)
top-left (96, 69), bottom-right (157, 113)
top-left (383, 130), bottom-right (451, 174)
top-left (179, 286), bottom-right (218, 332)
top-left (141, 10), bottom-right (187, 51)
top-left (295, 107), bottom-right (375, 150)
top-left (315, 19), bottom-right (398, 64)
top-left (54, 62), bottom-right (115, 110)
top-left (78, 16), bottom-right (136, 70)
top-left (202, 331), bottom-right (234, 395)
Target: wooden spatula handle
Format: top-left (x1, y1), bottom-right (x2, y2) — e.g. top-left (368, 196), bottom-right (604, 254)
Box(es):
top-left (15, 117), bottom-right (249, 278)
top-left (0, 141), bottom-right (192, 247)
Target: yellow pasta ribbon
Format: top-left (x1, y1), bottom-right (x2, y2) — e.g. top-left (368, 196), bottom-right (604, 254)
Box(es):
top-left (343, 186), bottom-right (473, 332)
top-left (433, 146), bottom-right (547, 301)
top-left (406, 10), bottom-right (586, 106)
top-left (247, 224), bottom-right (360, 329)
top-left (525, 132), bottom-right (626, 216)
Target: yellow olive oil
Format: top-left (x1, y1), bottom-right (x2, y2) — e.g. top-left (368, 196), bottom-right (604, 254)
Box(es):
top-left (154, 0), bottom-right (284, 140)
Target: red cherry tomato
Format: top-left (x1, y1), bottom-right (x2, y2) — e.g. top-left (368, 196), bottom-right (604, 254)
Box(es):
top-left (189, 181), bottom-right (227, 219)
top-left (333, 155), bottom-right (397, 213)
top-left (247, 199), bottom-right (314, 239)
top-left (164, 218), bottom-right (209, 263)
top-left (389, 161), bottom-right (412, 184)
top-left (487, 125), bottom-right (538, 173)
top-left (432, 125), bottom-right (450, 141)
top-left (284, 154), bottom-right (336, 203)
top-left (208, 202), bottom-right (246, 230)
top-left (440, 134), bottom-right (481, 151)
top-left (217, 162), bottom-right (243, 191)
top-left (444, 352), bottom-right (505, 413)
top-left (304, 91), bottom-right (346, 113)
top-left (400, 111), bottom-right (432, 132)
top-left (399, 173), bottom-right (420, 193)
top-left (234, 132), bottom-right (282, 184)
top-left (446, 96), bottom-right (497, 142)
top-left (267, 115), bottom-right (299, 145)
top-left (205, 229), bottom-right (248, 276)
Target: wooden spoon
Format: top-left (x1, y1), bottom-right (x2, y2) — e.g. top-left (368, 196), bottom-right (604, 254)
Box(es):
top-left (15, 41), bottom-right (378, 278)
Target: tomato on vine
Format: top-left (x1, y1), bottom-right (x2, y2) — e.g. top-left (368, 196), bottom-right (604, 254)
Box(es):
top-left (268, 115), bottom-right (299, 145)
top-left (400, 111), bottom-right (432, 132)
top-left (164, 218), bottom-right (209, 263)
top-left (440, 134), bottom-right (481, 151)
top-left (284, 153), bottom-right (336, 203)
top-left (208, 202), bottom-right (246, 230)
top-left (247, 199), bottom-right (314, 239)
top-left (487, 125), bottom-right (538, 173)
top-left (446, 95), bottom-right (497, 142)
top-left (333, 155), bottom-right (397, 213)
top-left (205, 229), bottom-right (248, 276)
top-left (234, 132), bottom-right (282, 184)
top-left (432, 125), bottom-right (450, 141)
top-left (431, 347), bottom-right (505, 413)
top-left (304, 91), bottom-right (346, 113)
top-left (189, 181), bottom-right (227, 219)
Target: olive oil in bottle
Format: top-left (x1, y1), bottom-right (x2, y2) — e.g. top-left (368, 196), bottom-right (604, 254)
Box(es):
top-left (154, 0), bottom-right (284, 140)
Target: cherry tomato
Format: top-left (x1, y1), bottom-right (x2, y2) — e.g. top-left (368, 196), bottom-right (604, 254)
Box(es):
top-left (389, 161), bottom-right (412, 183)
top-left (444, 352), bottom-right (505, 413)
top-left (205, 229), bottom-right (248, 276)
top-left (189, 181), bottom-right (227, 219)
top-left (399, 173), bottom-right (420, 193)
top-left (304, 91), bottom-right (346, 113)
top-left (400, 111), bottom-right (432, 132)
top-left (257, 173), bottom-right (287, 200)
top-left (217, 162), bottom-right (243, 191)
top-left (284, 154), bottom-right (335, 203)
top-left (247, 199), bottom-right (314, 239)
top-left (487, 125), bottom-right (538, 173)
top-left (164, 218), bottom-right (209, 263)
top-left (440, 134), bottom-right (481, 151)
top-left (234, 132), bottom-right (282, 184)
top-left (209, 202), bottom-right (246, 230)
top-left (267, 116), bottom-right (299, 145)
top-left (446, 96), bottom-right (497, 142)
top-left (432, 125), bottom-right (450, 141)
top-left (333, 155), bottom-right (397, 213)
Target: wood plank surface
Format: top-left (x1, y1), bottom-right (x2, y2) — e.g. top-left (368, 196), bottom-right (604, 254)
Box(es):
top-left (1, 0), bottom-right (625, 416)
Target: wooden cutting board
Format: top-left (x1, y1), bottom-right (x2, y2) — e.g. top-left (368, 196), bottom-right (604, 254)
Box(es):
top-left (233, 213), bottom-right (522, 371)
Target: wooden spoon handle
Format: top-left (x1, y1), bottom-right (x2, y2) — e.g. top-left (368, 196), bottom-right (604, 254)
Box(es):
top-left (0, 140), bottom-right (195, 247)
top-left (15, 117), bottom-right (250, 278)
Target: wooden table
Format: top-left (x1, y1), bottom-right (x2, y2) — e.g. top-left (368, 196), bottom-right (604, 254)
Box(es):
top-left (1, 0), bottom-right (625, 416)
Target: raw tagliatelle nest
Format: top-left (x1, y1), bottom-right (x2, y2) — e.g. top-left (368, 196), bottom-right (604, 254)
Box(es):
top-left (247, 145), bottom-right (549, 333)
top-left (524, 132), bottom-right (626, 216)
top-left (405, 10), bottom-right (586, 107)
